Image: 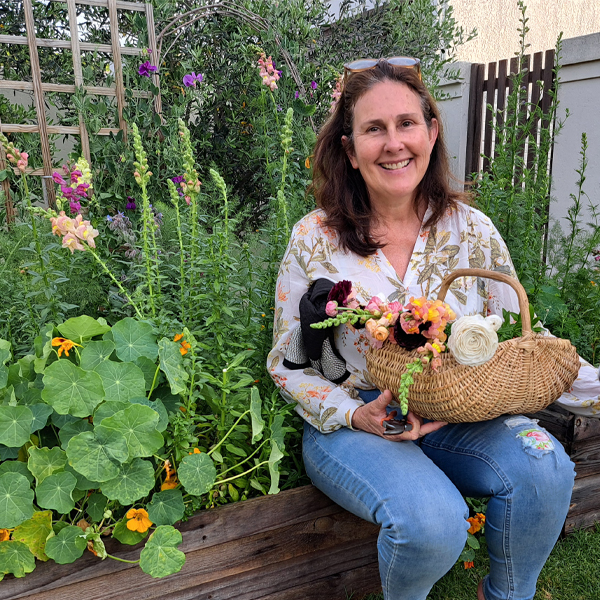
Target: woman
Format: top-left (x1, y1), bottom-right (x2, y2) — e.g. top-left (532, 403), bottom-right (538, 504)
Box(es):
top-left (267, 58), bottom-right (577, 600)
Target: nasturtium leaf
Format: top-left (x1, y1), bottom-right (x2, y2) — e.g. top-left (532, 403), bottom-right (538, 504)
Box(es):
top-left (52, 412), bottom-right (77, 428)
top-left (94, 361), bottom-right (146, 403)
top-left (42, 360), bottom-right (105, 417)
top-left (0, 365), bottom-right (7, 391)
top-left (29, 403), bottom-right (53, 433)
top-left (58, 419), bottom-right (93, 448)
top-left (17, 356), bottom-right (36, 383)
top-left (135, 356), bottom-right (159, 391)
top-left (36, 471), bottom-right (77, 513)
top-left (139, 525), bottom-right (185, 578)
top-left (95, 404), bottom-right (163, 460)
top-left (66, 430), bottom-right (127, 482)
top-left (158, 339), bottom-right (188, 395)
top-left (93, 400), bottom-right (129, 424)
top-left (64, 463), bottom-right (96, 491)
top-left (0, 541), bottom-right (36, 578)
top-left (27, 446), bottom-right (67, 485)
top-left (0, 473), bottom-right (34, 528)
top-left (57, 315), bottom-right (111, 342)
top-left (79, 340), bottom-right (116, 371)
top-left (8, 364), bottom-right (28, 398)
top-left (12, 510), bottom-right (53, 561)
top-left (130, 397), bottom-right (168, 432)
top-left (0, 446), bottom-right (19, 460)
top-left (44, 525), bottom-right (86, 564)
top-left (0, 405), bottom-right (33, 447)
top-left (0, 339), bottom-right (11, 366)
top-left (268, 414), bottom-right (286, 495)
top-left (101, 458), bottom-right (155, 505)
top-left (22, 387), bottom-right (42, 404)
top-left (112, 518), bottom-right (148, 545)
top-left (250, 387), bottom-right (264, 443)
top-left (86, 492), bottom-right (108, 522)
top-left (111, 318), bottom-right (158, 362)
top-left (0, 460), bottom-right (33, 484)
top-left (33, 323), bottom-right (53, 374)
top-left (147, 489), bottom-right (185, 526)
top-left (178, 452), bottom-right (216, 496)
top-left (72, 487), bottom-right (86, 502)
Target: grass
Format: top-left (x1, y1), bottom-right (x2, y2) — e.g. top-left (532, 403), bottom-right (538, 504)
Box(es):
top-left (357, 525), bottom-right (600, 599)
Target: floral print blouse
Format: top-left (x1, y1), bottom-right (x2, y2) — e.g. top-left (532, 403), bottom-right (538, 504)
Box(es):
top-left (267, 204), bottom-right (600, 433)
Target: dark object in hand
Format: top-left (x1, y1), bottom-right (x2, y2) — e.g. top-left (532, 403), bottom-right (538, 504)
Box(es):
top-left (381, 410), bottom-right (413, 435)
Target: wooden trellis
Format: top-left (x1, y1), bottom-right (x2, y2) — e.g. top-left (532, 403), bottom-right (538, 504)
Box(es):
top-left (0, 0), bottom-right (161, 221)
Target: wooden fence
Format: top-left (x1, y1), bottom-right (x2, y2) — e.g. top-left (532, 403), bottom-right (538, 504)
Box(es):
top-left (0, 0), bottom-right (160, 219)
top-left (464, 49), bottom-right (556, 179)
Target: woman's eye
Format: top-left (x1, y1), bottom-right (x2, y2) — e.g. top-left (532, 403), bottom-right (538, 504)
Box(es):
top-left (401, 120), bottom-right (413, 127)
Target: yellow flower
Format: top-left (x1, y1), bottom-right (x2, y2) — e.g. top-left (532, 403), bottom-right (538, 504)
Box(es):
top-left (126, 508), bottom-right (152, 533)
top-left (51, 337), bottom-right (82, 357)
top-left (305, 157), bottom-right (311, 169)
top-left (0, 529), bottom-right (11, 542)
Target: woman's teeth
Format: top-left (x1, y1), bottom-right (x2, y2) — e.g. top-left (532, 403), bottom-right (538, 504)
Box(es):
top-left (381, 159), bottom-right (410, 170)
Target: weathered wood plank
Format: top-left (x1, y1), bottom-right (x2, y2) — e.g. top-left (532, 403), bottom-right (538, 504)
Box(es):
top-left (107, 0), bottom-right (127, 139)
top-left (0, 80), bottom-right (151, 98)
top-left (568, 473), bottom-right (600, 517)
top-left (572, 414), bottom-right (600, 442)
top-left (564, 508), bottom-right (600, 535)
top-left (0, 35), bottom-right (144, 55)
top-left (48, 0), bottom-right (147, 10)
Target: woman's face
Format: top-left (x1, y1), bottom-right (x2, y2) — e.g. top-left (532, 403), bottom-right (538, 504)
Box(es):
top-left (343, 80), bottom-right (438, 208)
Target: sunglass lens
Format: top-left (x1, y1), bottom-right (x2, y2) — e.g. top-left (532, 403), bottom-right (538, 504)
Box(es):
top-left (345, 59), bottom-right (379, 71)
top-left (387, 57), bottom-right (420, 67)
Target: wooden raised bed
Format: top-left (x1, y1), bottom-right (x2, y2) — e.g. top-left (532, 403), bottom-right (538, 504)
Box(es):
top-left (1, 486), bottom-right (381, 600)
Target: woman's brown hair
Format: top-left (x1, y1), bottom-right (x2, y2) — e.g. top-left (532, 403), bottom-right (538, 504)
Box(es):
top-left (311, 60), bottom-right (468, 257)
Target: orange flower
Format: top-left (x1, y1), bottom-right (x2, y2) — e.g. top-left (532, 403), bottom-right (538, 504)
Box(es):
top-left (87, 540), bottom-right (98, 556)
top-left (174, 333), bottom-right (191, 355)
top-left (0, 529), bottom-right (11, 542)
top-left (467, 513), bottom-right (486, 534)
top-left (126, 508), bottom-right (152, 533)
top-left (189, 448), bottom-right (202, 455)
top-left (51, 337), bottom-right (82, 357)
top-left (464, 560), bottom-right (474, 569)
top-left (161, 475), bottom-right (179, 490)
top-left (305, 157), bottom-right (311, 168)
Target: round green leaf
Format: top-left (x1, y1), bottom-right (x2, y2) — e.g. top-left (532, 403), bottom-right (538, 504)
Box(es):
top-left (158, 339), bottom-right (189, 395)
top-left (0, 541), bottom-right (36, 578)
top-left (27, 446), bottom-right (67, 485)
top-left (0, 460), bottom-right (34, 484)
top-left (135, 356), bottom-right (159, 391)
top-left (64, 463), bottom-right (97, 491)
top-left (178, 453), bottom-right (217, 497)
top-left (130, 397), bottom-right (168, 432)
top-left (94, 361), bottom-right (146, 403)
top-left (12, 510), bottom-right (53, 561)
top-left (79, 340), bottom-right (116, 371)
top-left (29, 403), bottom-right (53, 433)
top-left (0, 473), bottom-right (34, 528)
top-left (0, 339), bottom-right (11, 366)
top-left (36, 471), bottom-right (77, 513)
top-left (0, 446), bottom-right (19, 460)
top-left (112, 518), bottom-right (148, 545)
top-left (52, 412), bottom-right (78, 428)
top-left (86, 492), bottom-right (108, 522)
top-left (44, 525), bottom-right (86, 564)
top-left (42, 360), bottom-right (105, 417)
top-left (0, 405), bottom-right (33, 447)
top-left (93, 400), bottom-right (129, 424)
top-left (58, 419), bottom-right (93, 448)
top-left (57, 315), bottom-right (111, 342)
top-left (112, 318), bottom-right (158, 362)
top-left (66, 430), bottom-right (127, 482)
top-left (139, 525), bottom-right (185, 578)
top-left (101, 458), bottom-right (155, 505)
top-left (147, 489), bottom-right (185, 526)
top-left (95, 404), bottom-right (163, 459)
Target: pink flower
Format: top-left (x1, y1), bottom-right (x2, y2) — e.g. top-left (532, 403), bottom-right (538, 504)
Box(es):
top-left (17, 152), bottom-right (28, 173)
top-left (325, 301), bottom-right (338, 317)
top-left (365, 295), bottom-right (384, 316)
top-left (62, 233), bottom-right (86, 253)
top-left (258, 53), bottom-right (280, 91)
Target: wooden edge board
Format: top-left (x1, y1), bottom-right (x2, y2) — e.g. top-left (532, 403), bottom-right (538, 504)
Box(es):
top-left (0, 35), bottom-right (145, 55)
top-left (47, 0), bottom-right (147, 10)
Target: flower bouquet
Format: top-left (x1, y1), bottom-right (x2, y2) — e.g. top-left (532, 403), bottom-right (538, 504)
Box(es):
top-left (313, 269), bottom-right (581, 423)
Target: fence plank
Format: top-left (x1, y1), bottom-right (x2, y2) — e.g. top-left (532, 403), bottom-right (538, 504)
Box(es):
top-left (48, 0), bottom-right (147, 10)
top-left (494, 58), bottom-right (508, 157)
top-left (482, 61), bottom-right (496, 172)
top-left (541, 49), bottom-right (556, 130)
top-left (23, 0), bottom-right (56, 207)
top-left (0, 35), bottom-right (144, 55)
top-left (527, 51), bottom-right (544, 170)
top-left (107, 0), bottom-right (128, 140)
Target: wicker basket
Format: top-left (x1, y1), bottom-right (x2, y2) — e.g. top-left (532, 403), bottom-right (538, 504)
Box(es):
top-left (365, 268), bottom-right (581, 423)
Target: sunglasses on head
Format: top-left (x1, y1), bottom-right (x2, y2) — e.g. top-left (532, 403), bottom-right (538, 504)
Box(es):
top-left (343, 57), bottom-right (422, 81)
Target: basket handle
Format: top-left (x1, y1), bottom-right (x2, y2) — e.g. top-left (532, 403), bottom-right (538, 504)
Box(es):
top-left (437, 268), bottom-right (531, 334)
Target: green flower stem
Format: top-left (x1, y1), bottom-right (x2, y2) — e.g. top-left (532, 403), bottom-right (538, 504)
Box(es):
top-left (208, 407), bottom-right (250, 458)
top-left (106, 554), bottom-right (140, 564)
top-left (217, 439), bottom-right (269, 478)
top-left (186, 344), bottom-right (196, 411)
top-left (216, 460), bottom-right (269, 485)
top-left (220, 368), bottom-right (228, 430)
top-left (87, 247), bottom-right (144, 319)
top-left (168, 180), bottom-right (186, 323)
top-left (147, 364), bottom-right (161, 399)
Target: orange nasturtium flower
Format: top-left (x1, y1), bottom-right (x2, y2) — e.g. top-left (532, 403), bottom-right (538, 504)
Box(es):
top-left (126, 508), bottom-right (152, 533)
top-left (51, 337), bottom-right (82, 358)
top-left (0, 529), bottom-right (11, 542)
top-left (174, 333), bottom-right (191, 355)
top-left (161, 459), bottom-right (179, 490)
top-left (467, 513), bottom-right (486, 535)
top-left (464, 560), bottom-right (474, 569)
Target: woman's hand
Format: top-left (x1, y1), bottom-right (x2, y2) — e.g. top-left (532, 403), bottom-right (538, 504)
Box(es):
top-left (351, 390), bottom-right (447, 441)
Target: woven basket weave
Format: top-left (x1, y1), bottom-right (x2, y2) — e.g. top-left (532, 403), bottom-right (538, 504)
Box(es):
top-left (365, 268), bottom-right (581, 423)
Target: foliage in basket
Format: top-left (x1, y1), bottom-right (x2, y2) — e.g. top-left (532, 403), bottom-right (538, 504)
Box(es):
top-left (0, 315), bottom-right (285, 580)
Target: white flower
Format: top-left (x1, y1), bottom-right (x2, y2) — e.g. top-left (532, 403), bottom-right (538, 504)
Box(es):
top-left (448, 314), bottom-right (500, 367)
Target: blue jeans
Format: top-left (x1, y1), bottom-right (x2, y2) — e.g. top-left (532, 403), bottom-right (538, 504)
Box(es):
top-left (302, 390), bottom-right (575, 600)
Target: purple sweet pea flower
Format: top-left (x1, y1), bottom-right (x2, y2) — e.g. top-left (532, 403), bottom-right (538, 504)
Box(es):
top-left (52, 172), bottom-right (66, 185)
top-left (171, 175), bottom-right (185, 197)
top-left (138, 61), bottom-right (157, 77)
top-left (294, 91), bottom-right (299, 99)
top-left (183, 72), bottom-right (203, 88)
top-left (310, 80), bottom-right (317, 90)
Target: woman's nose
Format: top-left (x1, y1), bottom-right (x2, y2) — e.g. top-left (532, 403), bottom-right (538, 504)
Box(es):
top-left (384, 128), bottom-right (404, 151)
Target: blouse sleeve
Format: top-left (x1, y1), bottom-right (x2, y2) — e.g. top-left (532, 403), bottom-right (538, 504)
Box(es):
top-left (266, 220), bottom-right (364, 433)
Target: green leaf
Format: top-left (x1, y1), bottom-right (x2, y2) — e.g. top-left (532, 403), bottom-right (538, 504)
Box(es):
top-left (0, 405), bottom-right (33, 447)
top-left (35, 471), bottom-right (77, 513)
top-left (95, 404), bottom-right (163, 459)
top-left (112, 518), bottom-right (148, 545)
top-left (27, 446), bottom-right (67, 485)
top-left (158, 339), bottom-right (189, 395)
top-left (58, 316), bottom-right (111, 342)
top-left (0, 365), bottom-right (7, 391)
top-left (292, 98), bottom-right (316, 116)
top-left (112, 318), bottom-right (158, 362)
top-left (178, 452), bottom-right (216, 496)
top-left (130, 397), bottom-right (168, 432)
top-left (0, 460), bottom-right (33, 484)
top-left (94, 361), bottom-right (146, 403)
top-left (58, 419), bottom-right (93, 448)
top-left (466, 533), bottom-right (481, 549)
top-left (42, 360), bottom-right (105, 417)
top-left (268, 414), bottom-right (285, 495)
top-left (139, 525), bottom-right (185, 578)
top-left (86, 492), bottom-right (108, 522)
top-left (0, 340), bottom-right (12, 366)
top-left (66, 430), bottom-right (128, 482)
top-left (93, 400), bottom-right (129, 424)
top-left (250, 386), bottom-right (264, 443)
top-left (147, 489), bottom-right (185, 526)
top-left (44, 525), bottom-right (86, 564)
top-left (101, 458), bottom-right (155, 504)
top-left (0, 541), bottom-right (36, 578)
top-left (0, 446), bottom-right (19, 460)
top-left (79, 340), bottom-right (116, 371)
top-left (12, 510), bottom-right (53, 561)
top-left (0, 170), bottom-right (8, 183)
top-left (135, 356), bottom-right (159, 390)
top-left (0, 473), bottom-right (34, 528)
top-left (64, 463), bottom-right (96, 491)
top-left (29, 403), bottom-right (53, 433)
